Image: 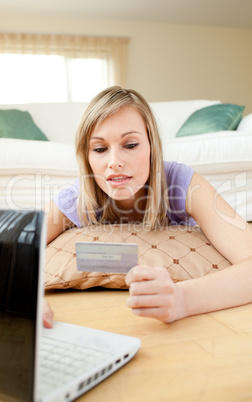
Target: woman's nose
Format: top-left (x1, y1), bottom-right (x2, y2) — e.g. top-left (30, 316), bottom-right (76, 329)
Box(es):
top-left (107, 150), bottom-right (124, 170)
top-left (108, 160), bottom-right (124, 170)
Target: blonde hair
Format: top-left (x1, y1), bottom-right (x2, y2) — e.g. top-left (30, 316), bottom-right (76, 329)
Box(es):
top-left (75, 86), bottom-right (168, 229)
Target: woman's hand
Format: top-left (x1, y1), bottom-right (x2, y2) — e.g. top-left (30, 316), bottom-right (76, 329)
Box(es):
top-left (43, 300), bottom-right (54, 328)
top-left (125, 265), bottom-right (184, 323)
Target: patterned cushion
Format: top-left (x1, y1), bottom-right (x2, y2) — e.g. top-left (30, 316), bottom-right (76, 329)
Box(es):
top-left (44, 224), bottom-right (231, 290)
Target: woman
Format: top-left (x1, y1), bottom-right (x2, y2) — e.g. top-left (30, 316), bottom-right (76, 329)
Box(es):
top-left (45, 86), bottom-right (252, 325)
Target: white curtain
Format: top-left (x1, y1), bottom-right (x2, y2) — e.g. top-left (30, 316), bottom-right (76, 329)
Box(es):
top-left (0, 33), bottom-right (129, 87)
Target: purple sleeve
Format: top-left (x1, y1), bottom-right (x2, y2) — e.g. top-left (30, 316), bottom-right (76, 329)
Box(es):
top-left (164, 161), bottom-right (196, 226)
top-left (53, 178), bottom-right (82, 228)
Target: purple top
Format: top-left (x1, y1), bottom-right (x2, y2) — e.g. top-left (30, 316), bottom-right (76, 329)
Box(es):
top-left (53, 161), bottom-right (196, 227)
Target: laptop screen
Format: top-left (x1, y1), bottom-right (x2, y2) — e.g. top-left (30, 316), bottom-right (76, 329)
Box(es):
top-left (0, 210), bottom-right (42, 402)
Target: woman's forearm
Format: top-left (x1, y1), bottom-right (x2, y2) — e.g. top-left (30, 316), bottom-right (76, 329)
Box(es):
top-left (176, 255), bottom-right (252, 320)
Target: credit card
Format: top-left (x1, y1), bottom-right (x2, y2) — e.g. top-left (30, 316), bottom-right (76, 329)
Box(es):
top-left (75, 242), bottom-right (138, 273)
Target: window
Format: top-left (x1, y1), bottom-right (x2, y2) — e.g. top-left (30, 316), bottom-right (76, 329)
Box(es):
top-left (0, 54), bottom-right (108, 103)
top-left (0, 33), bottom-right (129, 104)
top-left (66, 57), bottom-right (108, 102)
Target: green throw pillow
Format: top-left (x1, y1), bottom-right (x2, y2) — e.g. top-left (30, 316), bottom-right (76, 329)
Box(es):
top-left (0, 109), bottom-right (48, 141)
top-left (176, 104), bottom-right (245, 137)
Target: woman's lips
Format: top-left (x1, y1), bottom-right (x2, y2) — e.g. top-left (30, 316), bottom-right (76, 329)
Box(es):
top-left (107, 174), bottom-right (132, 187)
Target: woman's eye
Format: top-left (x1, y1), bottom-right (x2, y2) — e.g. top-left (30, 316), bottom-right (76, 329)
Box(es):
top-left (93, 147), bottom-right (107, 153)
top-left (125, 143), bottom-right (138, 149)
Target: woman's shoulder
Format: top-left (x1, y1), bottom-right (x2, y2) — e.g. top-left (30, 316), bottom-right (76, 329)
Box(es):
top-left (53, 177), bottom-right (81, 227)
top-left (163, 161), bottom-right (196, 225)
top-left (163, 160), bottom-right (194, 182)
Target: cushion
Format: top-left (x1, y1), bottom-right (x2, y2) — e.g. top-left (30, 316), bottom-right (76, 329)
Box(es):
top-left (149, 99), bottom-right (221, 140)
top-left (0, 102), bottom-right (87, 142)
top-left (237, 113), bottom-right (252, 133)
top-left (44, 224), bottom-right (231, 290)
top-left (0, 109), bottom-right (48, 141)
top-left (175, 104), bottom-right (245, 137)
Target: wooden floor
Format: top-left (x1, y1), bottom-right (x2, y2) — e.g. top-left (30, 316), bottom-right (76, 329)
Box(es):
top-left (45, 288), bottom-right (252, 402)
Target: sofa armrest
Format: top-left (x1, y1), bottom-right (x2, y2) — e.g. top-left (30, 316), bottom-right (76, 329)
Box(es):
top-left (0, 138), bottom-right (78, 210)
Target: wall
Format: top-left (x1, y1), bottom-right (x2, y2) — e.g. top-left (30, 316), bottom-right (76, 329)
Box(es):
top-left (0, 13), bottom-right (252, 113)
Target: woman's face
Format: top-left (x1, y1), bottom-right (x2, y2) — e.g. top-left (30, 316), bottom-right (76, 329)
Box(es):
top-left (88, 106), bottom-right (151, 210)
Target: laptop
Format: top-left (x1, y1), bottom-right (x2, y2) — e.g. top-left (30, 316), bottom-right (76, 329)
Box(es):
top-left (0, 210), bottom-right (141, 402)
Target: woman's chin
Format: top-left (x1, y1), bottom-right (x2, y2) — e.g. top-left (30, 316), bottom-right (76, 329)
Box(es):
top-left (108, 188), bottom-right (135, 201)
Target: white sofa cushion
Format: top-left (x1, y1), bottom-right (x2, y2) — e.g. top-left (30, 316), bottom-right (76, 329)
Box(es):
top-left (0, 102), bottom-right (87, 143)
top-left (163, 131), bottom-right (252, 168)
top-left (149, 99), bottom-right (221, 140)
top-left (237, 113), bottom-right (252, 133)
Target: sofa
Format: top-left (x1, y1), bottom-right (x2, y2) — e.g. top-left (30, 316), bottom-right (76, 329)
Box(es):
top-left (0, 99), bottom-right (252, 221)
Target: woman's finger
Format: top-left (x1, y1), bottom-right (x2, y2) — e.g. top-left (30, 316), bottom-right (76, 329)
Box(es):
top-left (43, 300), bottom-right (54, 328)
top-left (126, 265), bottom-right (168, 285)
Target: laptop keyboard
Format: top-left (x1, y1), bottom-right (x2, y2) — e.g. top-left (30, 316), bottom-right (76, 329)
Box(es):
top-left (38, 336), bottom-right (111, 396)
